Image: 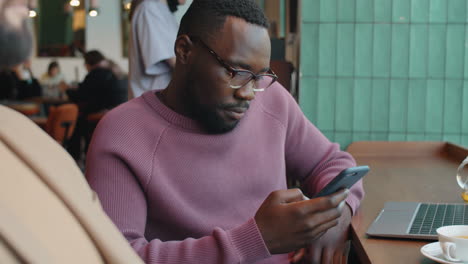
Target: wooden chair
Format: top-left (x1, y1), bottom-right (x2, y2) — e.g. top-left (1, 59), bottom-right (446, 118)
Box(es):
top-left (45, 103), bottom-right (79, 148)
top-left (270, 60), bottom-right (294, 93)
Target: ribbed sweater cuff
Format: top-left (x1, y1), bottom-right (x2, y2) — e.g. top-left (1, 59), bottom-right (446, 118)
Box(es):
top-left (227, 218), bottom-right (271, 263)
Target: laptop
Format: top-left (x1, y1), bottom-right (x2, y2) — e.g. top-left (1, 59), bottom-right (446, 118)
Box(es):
top-left (366, 201), bottom-right (468, 240)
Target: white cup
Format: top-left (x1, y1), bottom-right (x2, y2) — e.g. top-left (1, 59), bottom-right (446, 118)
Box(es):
top-left (437, 225), bottom-right (468, 262)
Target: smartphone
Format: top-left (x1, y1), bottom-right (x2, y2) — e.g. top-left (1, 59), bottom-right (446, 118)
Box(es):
top-left (313, 166), bottom-right (369, 198)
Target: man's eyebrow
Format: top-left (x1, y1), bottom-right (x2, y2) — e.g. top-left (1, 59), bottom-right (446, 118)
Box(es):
top-left (228, 60), bottom-right (271, 73)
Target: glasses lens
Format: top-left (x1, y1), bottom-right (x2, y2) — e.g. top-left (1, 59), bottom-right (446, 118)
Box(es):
top-left (230, 72), bottom-right (276, 92)
top-left (230, 71), bottom-right (253, 89)
top-left (253, 75), bottom-right (275, 92)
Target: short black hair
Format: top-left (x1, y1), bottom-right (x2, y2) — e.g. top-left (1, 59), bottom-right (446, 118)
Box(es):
top-left (84, 50), bottom-right (105, 66)
top-left (47, 61), bottom-right (59, 74)
top-left (178, 0), bottom-right (269, 41)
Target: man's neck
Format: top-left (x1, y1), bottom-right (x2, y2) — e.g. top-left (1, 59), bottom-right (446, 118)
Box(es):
top-left (157, 81), bottom-right (193, 118)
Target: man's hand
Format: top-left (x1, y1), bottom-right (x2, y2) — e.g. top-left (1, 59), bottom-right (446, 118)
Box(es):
top-left (292, 204), bottom-right (352, 264)
top-left (254, 188), bottom-right (349, 255)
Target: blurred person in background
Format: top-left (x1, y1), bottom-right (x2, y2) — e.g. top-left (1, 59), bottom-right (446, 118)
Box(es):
top-left (14, 59), bottom-right (42, 99)
top-left (0, 60), bottom-right (41, 100)
top-left (66, 50), bottom-right (126, 161)
top-left (40, 61), bottom-right (68, 98)
top-left (128, 0), bottom-right (186, 99)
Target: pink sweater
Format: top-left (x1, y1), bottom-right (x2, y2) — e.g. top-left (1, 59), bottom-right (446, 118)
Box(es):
top-left (86, 83), bottom-right (364, 264)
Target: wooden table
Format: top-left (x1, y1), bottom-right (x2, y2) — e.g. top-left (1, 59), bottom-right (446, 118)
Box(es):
top-left (347, 141), bottom-right (468, 264)
top-left (25, 96), bottom-right (69, 105)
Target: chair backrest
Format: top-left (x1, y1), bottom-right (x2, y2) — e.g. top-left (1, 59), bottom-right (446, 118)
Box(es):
top-left (45, 103), bottom-right (78, 145)
top-left (0, 105), bottom-right (144, 263)
top-left (270, 60), bottom-right (294, 93)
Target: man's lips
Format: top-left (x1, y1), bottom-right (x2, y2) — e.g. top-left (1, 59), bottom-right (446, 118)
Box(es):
top-left (224, 107), bottom-right (248, 120)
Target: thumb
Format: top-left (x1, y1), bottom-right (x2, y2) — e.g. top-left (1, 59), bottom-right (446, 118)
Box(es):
top-left (273, 188), bottom-right (308, 204)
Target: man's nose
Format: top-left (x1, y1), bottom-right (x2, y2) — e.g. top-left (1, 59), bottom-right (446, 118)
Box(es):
top-left (234, 80), bottom-right (256, 101)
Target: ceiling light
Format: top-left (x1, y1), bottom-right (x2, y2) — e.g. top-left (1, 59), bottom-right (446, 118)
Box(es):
top-left (70, 0), bottom-right (80, 7)
top-left (29, 9), bottom-right (37, 18)
top-left (88, 8), bottom-right (99, 17)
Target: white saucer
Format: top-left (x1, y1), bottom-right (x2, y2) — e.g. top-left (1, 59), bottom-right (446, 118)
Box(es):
top-left (420, 242), bottom-right (464, 264)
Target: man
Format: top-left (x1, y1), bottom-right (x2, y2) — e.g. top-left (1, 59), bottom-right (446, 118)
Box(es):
top-left (128, 0), bottom-right (186, 98)
top-left (67, 50), bottom-right (126, 116)
top-left (0, 0), bottom-right (143, 263)
top-left (66, 50), bottom-right (127, 159)
top-left (86, 0), bottom-right (364, 263)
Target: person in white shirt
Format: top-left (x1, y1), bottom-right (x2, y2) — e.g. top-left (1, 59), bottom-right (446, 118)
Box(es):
top-left (40, 61), bottom-right (67, 98)
top-left (128, 0), bottom-right (186, 99)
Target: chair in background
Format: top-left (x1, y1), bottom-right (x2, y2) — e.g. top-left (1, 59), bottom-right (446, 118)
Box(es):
top-left (45, 103), bottom-right (78, 148)
top-left (270, 60), bottom-right (295, 94)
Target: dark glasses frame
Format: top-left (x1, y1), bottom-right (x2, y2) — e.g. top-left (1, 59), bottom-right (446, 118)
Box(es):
top-left (189, 36), bottom-right (278, 92)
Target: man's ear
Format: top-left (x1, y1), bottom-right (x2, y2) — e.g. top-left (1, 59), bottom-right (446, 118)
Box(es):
top-left (175, 35), bottom-right (194, 65)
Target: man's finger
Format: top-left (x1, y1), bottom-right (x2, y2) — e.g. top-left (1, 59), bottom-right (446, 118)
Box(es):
top-left (271, 188), bottom-right (307, 204)
top-left (308, 245), bottom-right (322, 264)
top-left (321, 247), bottom-right (334, 264)
top-left (298, 189), bottom-right (349, 213)
top-left (342, 240), bottom-right (351, 264)
top-left (289, 248), bottom-right (305, 263)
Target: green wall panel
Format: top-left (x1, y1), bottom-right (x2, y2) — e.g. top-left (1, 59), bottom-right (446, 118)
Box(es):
top-left (428, 25), bottom-right (447, 79)
top-left (373, 24), bottom-right (391, 78)
top-left (407, 80), bottom-right (426, 133)
top-left (389, 80), bottom-right (408, 132)
top-left (299, 0), bottom-right (468, 149)
top-left (425, 80), bottom-right (444, 133)
top-left (429, 0), bottom-right (447, 23)
top-left (338, 0), bottom-right (355, 22)
top-left (355, 24), bottom-right (373, 77)
top-left (445, 25), bottom-right (465, 78)
top-left (300, 24), bottom-right (319, 76)
top-left (371, 79), bottom-right (390, 132)
top-left (303, 1), bottom-right (320, 22)
top-left (353, 132), bottom-right (372, 142)
top-left (448, 0), bottom-right (466, 23)
top-left (374, 0), bottom-right (392, 22)
top-left (409, 25), bottom-right (428, 78)
top-left (320, 0), bottom-right (337, 22)
top-left (391, 25), bottom-right (410, 78)
top-left (393, 0), bottom-right (411, 23)
top-left (411, 0), bottom-right (430, 23)
top-left (356, 0), bottom-right (373, 22)
top-left (443, 80), bottom-right (463, 133)
top-left (337, 24), bottom-right (355, 77)
top-left (299, 77), bottom-right (318, 123)
top-left (319, 24), bottom-right (337, 76)
top-left (353, 79), bottom-right (372, 132)
top-left (463, 82), bottom-right (468, 132)
top-left (316, 78), bottom-right (336, 130)
top-left (335, 79), bottom-right (354, 131)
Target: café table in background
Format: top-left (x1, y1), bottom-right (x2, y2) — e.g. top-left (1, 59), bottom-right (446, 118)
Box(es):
top-left (347, 141), bottom-right (468, 264)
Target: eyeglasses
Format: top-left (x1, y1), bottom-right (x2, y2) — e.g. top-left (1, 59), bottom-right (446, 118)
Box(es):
top-left (191, 36), bottom-right (278, 92)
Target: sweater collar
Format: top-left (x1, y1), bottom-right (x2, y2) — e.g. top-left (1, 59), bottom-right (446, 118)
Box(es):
top-left (142, 91), bottom-right (206, 132)
top-left (142, 90), bottom-right (259, 133)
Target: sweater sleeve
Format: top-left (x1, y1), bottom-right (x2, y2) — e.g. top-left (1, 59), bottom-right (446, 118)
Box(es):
top-left (85, 110), bottom-right (271, 264)
top-left (278, 89), bottom-right (364, 214)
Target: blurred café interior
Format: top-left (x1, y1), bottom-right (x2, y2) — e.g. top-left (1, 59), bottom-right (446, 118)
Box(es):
top-left (2, 0), bottom-right (468, 263)
top-left (0, 0), bottom-right (300, 166)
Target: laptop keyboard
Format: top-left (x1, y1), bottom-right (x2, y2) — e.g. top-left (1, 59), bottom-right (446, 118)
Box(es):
top-left (409, 203), bottom-right (468, 235)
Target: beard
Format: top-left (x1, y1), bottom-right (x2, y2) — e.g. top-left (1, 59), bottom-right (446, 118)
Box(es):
top-left (0, 19), bottom-right (32, 69)
top-left (183, 74), bottom-right (249, 134)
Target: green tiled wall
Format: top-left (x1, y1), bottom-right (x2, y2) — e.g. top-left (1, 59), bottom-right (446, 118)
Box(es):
top-left (299, 0), bottom-right (468, 149)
